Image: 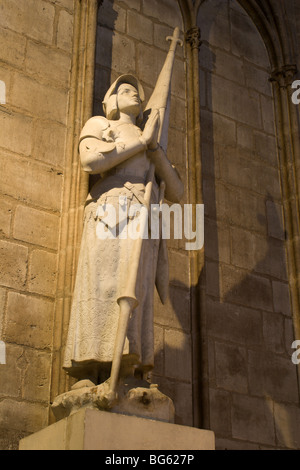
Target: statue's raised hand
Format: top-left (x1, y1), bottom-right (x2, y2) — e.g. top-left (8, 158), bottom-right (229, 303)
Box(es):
top-left (142, 109), bottom-right (160, 150)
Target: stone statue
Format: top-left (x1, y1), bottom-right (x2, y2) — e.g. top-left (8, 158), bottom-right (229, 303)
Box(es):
top-left (52, 28), bottom-right (183, 422)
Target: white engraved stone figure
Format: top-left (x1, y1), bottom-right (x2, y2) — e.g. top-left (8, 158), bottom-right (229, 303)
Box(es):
top-left (59, 28), bottom-right (183, 414)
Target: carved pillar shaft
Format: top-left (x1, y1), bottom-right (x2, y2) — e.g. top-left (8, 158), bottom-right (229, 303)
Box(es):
top-left (49, 0), bottom-right (100, 422)
top-left (185, 24), bottom-right (206, 429)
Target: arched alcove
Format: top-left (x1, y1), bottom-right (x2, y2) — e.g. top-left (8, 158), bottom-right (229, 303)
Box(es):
top-left (197, 0), bottom-right (299, 450)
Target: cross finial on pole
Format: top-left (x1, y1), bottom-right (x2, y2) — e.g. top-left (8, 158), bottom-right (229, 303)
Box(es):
top-left (166, 27), bottom-right (183, 51)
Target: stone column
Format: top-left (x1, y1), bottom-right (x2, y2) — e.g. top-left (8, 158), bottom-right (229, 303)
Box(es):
top-left (270, 64), bottom-right (300, 398)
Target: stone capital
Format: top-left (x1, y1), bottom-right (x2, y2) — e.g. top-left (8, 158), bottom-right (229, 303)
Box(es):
top-left (185, 26), bottom-right (202, 51)
top-left (270, 64), bottom-right (298, 88)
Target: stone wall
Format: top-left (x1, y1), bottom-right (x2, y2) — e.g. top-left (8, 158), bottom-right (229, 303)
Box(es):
top-left (0, 0), bottom-right (74, 449)
top-left (0, 0), bottom-right (299, 452)
top-left (198, 0), bottom-right (300, 450)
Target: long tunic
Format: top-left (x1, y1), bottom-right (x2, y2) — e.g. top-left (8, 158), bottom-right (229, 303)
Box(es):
top-left (63, 119), bottom-right (165, 380)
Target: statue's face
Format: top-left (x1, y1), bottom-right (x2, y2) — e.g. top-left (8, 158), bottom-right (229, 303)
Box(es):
top-left (117, 83), bottom-right (141, 116)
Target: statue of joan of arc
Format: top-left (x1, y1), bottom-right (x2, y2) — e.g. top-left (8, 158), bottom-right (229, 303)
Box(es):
top-left (63, 29), bottom-right (183, 395)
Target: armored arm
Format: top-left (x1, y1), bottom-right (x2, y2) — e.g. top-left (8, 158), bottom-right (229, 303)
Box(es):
top-left (79, 116), bottom-right (147, 175)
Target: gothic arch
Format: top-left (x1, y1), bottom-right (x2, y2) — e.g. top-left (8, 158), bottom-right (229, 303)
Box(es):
top-left (178, 0), bottom-right (300, 428)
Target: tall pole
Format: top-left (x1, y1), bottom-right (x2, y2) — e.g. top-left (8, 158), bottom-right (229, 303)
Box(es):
top-left (108, 27), bottom-right (183, 401)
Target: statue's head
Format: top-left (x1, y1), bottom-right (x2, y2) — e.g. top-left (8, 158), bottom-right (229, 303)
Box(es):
top-left (102, 74), bottom-right (145, 123)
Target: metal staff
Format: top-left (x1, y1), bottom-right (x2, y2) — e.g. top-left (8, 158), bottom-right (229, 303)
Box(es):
top-left (108, 27), bottom-right (183, 400)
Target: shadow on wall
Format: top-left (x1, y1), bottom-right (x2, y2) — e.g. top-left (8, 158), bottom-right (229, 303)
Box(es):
top-left (198, 0), bottom-right (299, 450)
top-left (90, 0), bottom-right (118, 190)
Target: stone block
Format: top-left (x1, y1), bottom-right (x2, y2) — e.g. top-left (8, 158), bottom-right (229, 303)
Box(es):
top-left (199, 43), bottom-right (216, 73)
top-left (32, 119), bottom-right (67, 168)
top-left (167, 128), bottom-right (186, 165)
top-left (57, 10), bottom-right (74, 52)
top-left (28, 250), bottom-right (58, 297)
top-left (22, 349), bottom-right (51, 403)
top-left (137, 43), bottom-right (166, 87)
top-left (127, 10), bottom-right (153, 44)
top-left (0, 199), bottom-right (13, 237)
top-left (14, 205), bottom-right (59, 250)
top-left (19, 408), bottom-right (215, 450)
top-left (254, 131), bottom-right (278, 167)
top-left (198, 0), bottom-right (231, 51)
top-left (221, 265), bottom-right (273, 311)
top-left (216, 438), bottom-right (260, 450)
top-left (219, 146), bottom-right (281, 199)
top-left (205, 297), bottom-right (262, 347)
top-left (274, 403), bottom-right (300, 449)
top-left (213, 49), bottom-right (245, 85)
top-left (153, 324), bottom-right (164, 376)
top-left (53, 0), bottom-right (74, 10)
top-left (0, 427), bottom-right (27, 451)
top-left (0, 399), bottom-right (48, 435)
top-left (272, 281), bottom-right (292, 317)
top-left (0, 154), bottom-right (63, 211)
top-left (244, 62), bottom-right (272, 97)
top-left (230, 7), bottom-right (269, 67)
top-left (98, 0), bottom-right (126, 33)
top-left (0, 67), bottom-right (11, 106)
top-left (25, 41), bottom-right (71, 87)
top-left (152, 376), bottom-right (193, 426)
top-left (266, 200), bottom-right (285, 240)
top-left (154, 24), bottom-right (184, 58)
top-left (215, 183), bottom-right (267, 234)
top-left (284, 318), bottom-right (295, 355)
top-left (199, 69), bottom-right (206, 107)
top-left (0, 0), bottom-right (55, 45)
top-left (215, 341), bottom-right (248, 393)
top-left (94, 66), bottom-right (111, 104)
top-left (164, 329), bottom-right (192, 381)
top-left (209, 388), bottom-right (231, 436)
top-left (0, 27), bottom-right (26, 68)
top-left (96, 28), bottom-right (136, 75)
top-left (253, 237), bottom-right (288, 281)
top-left (263, 311), bottom-right (285, 354)
top-left (205, 260), bottom-right (221, 298)
top-left (204, 218), bottom-right (230, 263)
top-left (0, 240), bottom-right (27, 289)
top-left (230, 227), bottom-right (255, 270)
top-left (237, 124), bottom-right (253, 149)
top-left (120, 0), bottom-right (140, 11)
top-left (201, 142), bottom-right (219, 178)
top-left (0, 343), bottom-right (23, 398)
top-left (169, 97), bottom-right (186, 131)
top-left (0, 287), bottom-right (6, 332)
top-left (200, 109), bottom-right (236, 146)
top-left (231, 394), bottom-right (276, 446)
top-left (209, 75), bottom-right (262, 129)
top-left (168, 250), bottom-right (190, 287)
top-left (0, 112), bottom-right (33, 156)
top-left (4, 292), bottom-right (54, 349)
top-left (170, 58), bottom-right (186, 100)
top-left (248, 350), bottom-right (299, 403)
top-left (11, 73), bottom-right (68, 124)
top-left (260, 94), bottom-right (276, 135)
top-left (154, 284), bottom-right (190, 331)
top-left (142, 0), bottom-right (183, 29)
top-left (231, 227), bottom-right (288, 280)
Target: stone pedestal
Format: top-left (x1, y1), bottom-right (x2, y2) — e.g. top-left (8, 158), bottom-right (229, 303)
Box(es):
top-left (19, 408), bottom-right (215, 450)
